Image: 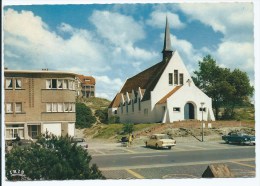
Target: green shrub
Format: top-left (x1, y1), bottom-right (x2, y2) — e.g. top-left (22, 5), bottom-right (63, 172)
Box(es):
top-left (95, 108), bottom-right (108, 124)
top-left (108, 116), bottom-right (120, 124)
top-left (76, 103), bottom-right (96, 128)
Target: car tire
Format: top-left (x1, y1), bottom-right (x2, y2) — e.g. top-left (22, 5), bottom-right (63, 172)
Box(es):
top-left (145, 142), bottom-right (148, 147)
top-left (168, 146), bottom-right (172, 150)
top-left (225, 140), bottom-right (229, 144)
top-left (155, 143), bottom-right (159, 149)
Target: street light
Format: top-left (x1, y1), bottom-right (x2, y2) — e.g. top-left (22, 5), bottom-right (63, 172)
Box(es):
top-left (200, 102), bottom-right (205, 142)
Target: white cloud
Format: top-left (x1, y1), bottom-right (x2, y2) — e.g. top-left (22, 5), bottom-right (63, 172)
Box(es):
top-left (146, 11), bottom-right (185, 29)
top-left (4, 8), bottom-right (111, 74)
top-left (94, 76), bottom-right (124, 100)
top-left (178, 3), bottom-right (253, 42)
top-left (89, 10), bottom-right (145, 46)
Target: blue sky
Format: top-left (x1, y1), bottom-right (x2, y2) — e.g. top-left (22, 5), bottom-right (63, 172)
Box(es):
top-left (3, 2), bottom-right (254, 100)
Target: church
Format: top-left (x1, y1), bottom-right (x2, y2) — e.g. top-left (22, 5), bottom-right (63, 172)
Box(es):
top-left (108, 18), bottom-right (215, 123)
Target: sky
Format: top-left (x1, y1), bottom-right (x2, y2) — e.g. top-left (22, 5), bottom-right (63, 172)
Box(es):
top-left (2, 1), bottom-right (255, 101)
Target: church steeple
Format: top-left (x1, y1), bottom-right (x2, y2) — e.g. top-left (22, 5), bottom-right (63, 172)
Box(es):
top-left (162, 16), bottom-right (173, 61)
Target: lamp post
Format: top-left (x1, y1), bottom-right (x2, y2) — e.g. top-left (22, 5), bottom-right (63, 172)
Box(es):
top-left (201, 102), bottom-right (205, 142)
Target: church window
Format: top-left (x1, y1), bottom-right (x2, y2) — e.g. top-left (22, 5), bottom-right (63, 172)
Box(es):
top-left (179, 73), bottom-right (183, 85)
top-left (174, 70), bottom-right (178, 84)
top-left (132, 100), bottom-right (134, 112)
top-left (169, 73), bottom-right (173, 85)
top-left (173, 107), bottom-right (180, 112)
top-left (138, 98), bottom-right (141, 111)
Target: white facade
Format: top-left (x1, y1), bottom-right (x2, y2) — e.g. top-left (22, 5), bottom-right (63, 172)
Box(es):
top-left (108, 18), bottom-right (215, 123)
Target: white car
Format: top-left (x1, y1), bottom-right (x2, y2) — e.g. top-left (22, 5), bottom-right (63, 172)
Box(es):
top-left (72, 138), bottom-right (88, 149)
top-left (145, 134), bottom-right (176, 149)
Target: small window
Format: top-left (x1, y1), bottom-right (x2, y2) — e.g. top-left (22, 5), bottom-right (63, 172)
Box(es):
top-left (57, 80), bottom-right (63, 89)
top-left (174, 70), bottom-right (178, 84)
top-left (173, 107), bottom-right (180, 112)
top-left (169, 73), bottom-right (173, 85)
top-left (69, 80), bottom-right (73, 90)
top-left (63, 80), bottom-right (68, 89)
top-left (121, 103), bottom-right (123, 113)
top-left (15, 103), bottom-right (22, 113)
top-left (15, 79), bottom-right (22, 89)
top-left (132, 100), bottom-right (134, 112)
top-left (46, 103), bottom-right (52, 112)
top-left (179, 73), bottom-right (183, 85)
top-left (199, 107), bottom-right (206, 112)
top-left (52, 79), bottom-right (57, 89)
top-left (6, 79), bottom-right (13, 89)
top-left (126, 103), bottom-right (128, 113)
top-left (6, 103), bottom-right (13, 113)
top-left (52, 103), bottom-right (58, 112)
top-left (64, 103), bottom-right (69, 112)
top-left (144, 108), bottom-right (148, 116)
top-left (138, 98), bottom-right (141, 111)
top-left (46, 79), bottom-right (51, 89)
top-left (58, 103), bottom-right (63, 112)
top-left (114, 110), bottom-right (117, 114)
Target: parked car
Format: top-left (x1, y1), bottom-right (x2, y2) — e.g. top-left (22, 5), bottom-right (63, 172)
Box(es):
top-left (222, 132), bottom-right (255, 145)
top-left (145, 134), bottom-right (176, 149)
top-left (72, 138), bottom-right (88, 149)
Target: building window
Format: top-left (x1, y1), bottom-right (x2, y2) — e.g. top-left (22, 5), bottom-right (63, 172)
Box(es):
top-left (121, 103), bottom-right (123, 113)
top-left (58, 103), bottom-right (63, 112)
top-left (6, 125), bottom-right (24, 139)
top-left (15, 79), bottom-right (22, 89)
top-left (6, 103), bottom-right (13, 113)
top-left (126, 103), bottom-right (128, 113)
top-left (114, 110), bottom-right (117, 114)
top-left (57, 79), bottom-right (63, 89)
top-left (174, 70), bottom-right (178, 84)
top-left (138, 98), bottom-right (141, 111)
top-left (46, 79), bottom-right (51, 89)
top-left (144, 108), bottom-right (148, 116)
top-left (132, 100), bottom-right (134, 112)
top-left (46, 103), bottom-right (52, 112)
top-left (169, 73), bottom-right (173, 85)
top-left (64, 103), bottom-right (69, 112)
top-left (52, 103), bottom-right (58, 112)
top-left (15, 103), bottom-right (22, 113)
top-left (173, 107), bottom-right (180, 112)
top-left (52, 79), bottom-right (57, 89)
top-left (199, 107), bottom-right (206, 112)
top-left (63, 80), bottom-right (68, 89)
top-left (69, 80), bottom-right (74, 90)
top-left (6, 79), bottom-right (13, 89)
top-left (179, 73), bottom-right (183, 85)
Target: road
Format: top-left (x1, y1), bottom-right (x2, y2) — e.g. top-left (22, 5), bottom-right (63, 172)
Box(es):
top-left (89, 141), bottom-right (255, 179)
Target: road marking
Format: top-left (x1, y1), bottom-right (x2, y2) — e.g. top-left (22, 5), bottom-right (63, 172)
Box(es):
top-left (131, 154), bottom-right (168, 159)
top-left (100, 158), bottom-right (255, 171)
top-left (230, 161), bottom-right (255, 168)
top-left (126, 169), bottom-right (145, 179)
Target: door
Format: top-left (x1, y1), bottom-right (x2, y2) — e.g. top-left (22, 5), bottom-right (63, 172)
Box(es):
top-left (184, 103), bottom-right (195, 119)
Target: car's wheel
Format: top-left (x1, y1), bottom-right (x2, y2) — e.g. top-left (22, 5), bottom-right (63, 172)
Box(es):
top-left (225, 140), bottom-right (229, 144)
top-left (145, 142), bottom-right (148, 147)
top-left (155, 143), bottom-right (159, 149)
top-left (168, 146), bottom-right (172, 150)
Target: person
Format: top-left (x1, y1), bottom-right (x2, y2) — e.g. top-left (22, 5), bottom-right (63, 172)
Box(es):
top-left (15, 135), bottom-right (21, 142)
top-left (128, 133), bottom-right (133, 147)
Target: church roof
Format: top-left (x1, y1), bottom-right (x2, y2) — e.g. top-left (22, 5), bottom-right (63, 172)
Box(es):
top-left (108, 93), bottom-right (121, 108)
top-left (156, 85), bottom-right (182, 104)
top-left (162, 16), bottom-right (173, 53)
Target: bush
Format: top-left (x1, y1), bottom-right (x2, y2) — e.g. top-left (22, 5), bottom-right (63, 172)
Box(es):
top-left (76, 103), bottom-right (96, 128)
top-left (123, 123), bottom-right (134, 134)
top-left (108, 116), bottom-right (120, 124)
top-left (5, 134), bottom-right (105, 180)
top-left (95, 108), bottom-right (108, 124)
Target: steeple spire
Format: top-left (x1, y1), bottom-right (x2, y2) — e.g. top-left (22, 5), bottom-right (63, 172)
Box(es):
top-left (162, 16), bottom-right (173, 61)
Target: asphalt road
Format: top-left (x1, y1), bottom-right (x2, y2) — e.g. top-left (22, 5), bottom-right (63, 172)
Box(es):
top-left (89, 142), bottom-right (255, 179)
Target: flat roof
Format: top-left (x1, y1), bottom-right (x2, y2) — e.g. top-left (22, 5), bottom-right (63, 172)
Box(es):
top-left (4, 69), bottom-right (79, 76)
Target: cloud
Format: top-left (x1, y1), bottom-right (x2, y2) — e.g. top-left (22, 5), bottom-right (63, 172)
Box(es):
top-left (4, 8), bottom-right (110, 74)
top-left (94, 76), bottom-right (124, 100)
top-left (178, 3), bottom-right (253, 42)
top-left (146, 10), bottom-right (185, 29)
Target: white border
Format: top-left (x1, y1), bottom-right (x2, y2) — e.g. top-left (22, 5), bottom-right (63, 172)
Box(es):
top-left (1, 0), bottom-right (259, 186)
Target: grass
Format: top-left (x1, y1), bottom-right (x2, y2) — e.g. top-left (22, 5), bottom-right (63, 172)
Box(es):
top-left (92, 123), bottom-right (158, 139)
top-left (77, 97), bottom-right (111, 110)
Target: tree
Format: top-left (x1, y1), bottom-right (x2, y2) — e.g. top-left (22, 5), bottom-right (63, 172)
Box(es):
top-left (192, 55), bottom-right (254, 120)
top-left (76, 102), bottom-right (96, 128)
top-left (95, 108), bottom-right (108, 124)
top-left (5, 134), bottom-right (105, 180)
top-left (123, 123), bottom-right (134, 134)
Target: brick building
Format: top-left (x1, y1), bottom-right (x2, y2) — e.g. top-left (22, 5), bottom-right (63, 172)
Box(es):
top-left (77, 75), bottom-right (96, 98)
top-left (4, 70), bottom-right (77, 141)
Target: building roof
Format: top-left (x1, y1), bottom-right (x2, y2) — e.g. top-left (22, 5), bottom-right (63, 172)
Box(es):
top-left (108, 93), bottom-right (121, 108)
top-left (4, 69), bottom-right (78, 76)
top-left (162, 16), bottom-right (173, 53)
top-left (77, 75), bottom-right (96, 85)
top-left (156, 86), bottom-right (182, 104)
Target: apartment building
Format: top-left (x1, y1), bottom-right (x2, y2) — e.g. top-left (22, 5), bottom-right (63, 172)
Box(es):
top-left (77, 75), bottom-right (96, 98)
top-left (4, 70), bottom-right (77, 141)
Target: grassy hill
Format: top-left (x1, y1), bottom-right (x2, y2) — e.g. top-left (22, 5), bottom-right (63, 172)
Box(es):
top-left (77, 97), bottom-right (111, 111)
